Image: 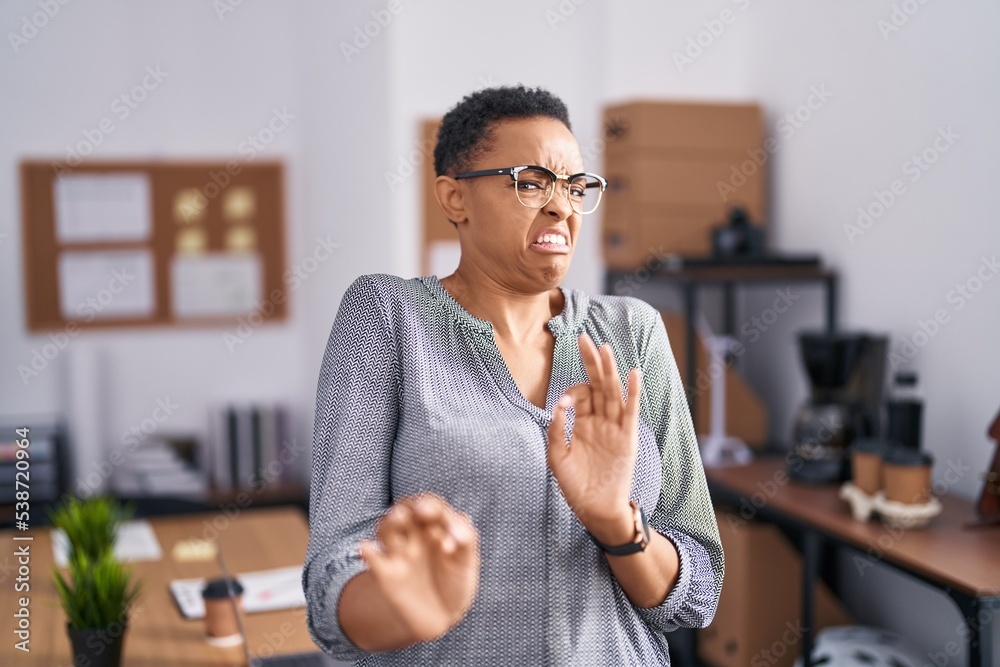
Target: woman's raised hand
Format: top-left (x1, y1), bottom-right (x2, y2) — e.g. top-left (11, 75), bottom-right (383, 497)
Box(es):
top-left (358, 492), bottom-right (480, 644)
top-left (546, 332), bottom-right (643, 535)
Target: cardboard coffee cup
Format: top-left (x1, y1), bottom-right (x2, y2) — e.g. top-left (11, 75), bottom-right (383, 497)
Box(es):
top-left (202, 577), bottom-right (244, 645)
top-left (882, 447), bottom-right (933, 505)
top-left (851, 438), bottom-right (889, 495)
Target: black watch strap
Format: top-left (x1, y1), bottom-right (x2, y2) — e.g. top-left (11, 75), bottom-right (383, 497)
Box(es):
top-left (588, 503), bottom-right (650, 556)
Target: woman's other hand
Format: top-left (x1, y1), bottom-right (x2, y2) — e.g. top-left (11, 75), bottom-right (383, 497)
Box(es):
top-left (546, 332), bottom-right (643, 543)
top-left (358, 492), bottom-right (480, 644)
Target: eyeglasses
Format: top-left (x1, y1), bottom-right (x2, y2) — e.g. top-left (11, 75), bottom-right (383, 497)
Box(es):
top-left (454, 165), bottom-right (608, 215)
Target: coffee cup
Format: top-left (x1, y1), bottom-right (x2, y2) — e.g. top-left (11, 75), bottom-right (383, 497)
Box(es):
top-left (202, 577), bottom-right (245, 645)
top-left (850, 438), bottom-right (890, 496)
top-left (882, 447), bottom-right (933, 505)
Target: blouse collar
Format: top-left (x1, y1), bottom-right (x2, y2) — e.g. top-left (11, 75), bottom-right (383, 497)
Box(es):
top-left (420, 275), bottom-right (589, 338)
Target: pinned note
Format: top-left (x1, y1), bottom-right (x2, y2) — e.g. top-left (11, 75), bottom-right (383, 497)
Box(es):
top-left (173, 187), bottom-right (207, 224)
top-left (223, 186), bottom-right (256, 223)
top-left (171, 538), bottom-right (218, 562)
top-left (54, 173), bottom-right (152, 242)
top-left (171, 253), bottom-right (261, 317)
top-left (58, 250), bottom-right (156, 320)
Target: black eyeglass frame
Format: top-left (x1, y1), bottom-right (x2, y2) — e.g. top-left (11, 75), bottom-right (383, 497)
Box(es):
top-left (453, 165), bottom-right (608, 215)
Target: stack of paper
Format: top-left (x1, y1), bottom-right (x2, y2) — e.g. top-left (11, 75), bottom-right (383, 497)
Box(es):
top-left (112, 441), bottom-right (208, 497)
top-left (169, 565), bottom-right (306, 619)
top-left (52, 519), bottom-right (163, 567)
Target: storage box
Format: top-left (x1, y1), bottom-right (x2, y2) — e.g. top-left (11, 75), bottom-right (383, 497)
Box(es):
top-left (601, 100), bottom-right (766, 270)
top-left (603, 100), bottom-right (763, 153)
top-left (698, 510), bottom-right (854, 667)
top-left (603, 201), bottom-right (740, 267)
top-left (603, 148), bottom-right (765, 214)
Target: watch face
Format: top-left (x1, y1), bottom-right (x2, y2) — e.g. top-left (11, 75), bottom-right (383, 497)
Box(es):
top-left (630, 502), bottom-right (648, 550)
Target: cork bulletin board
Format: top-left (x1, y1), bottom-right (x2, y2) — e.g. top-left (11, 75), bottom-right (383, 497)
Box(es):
top-left (19, 160), bottom-right (286, 332)
top-left (420, 118), bottom-right (459, 276)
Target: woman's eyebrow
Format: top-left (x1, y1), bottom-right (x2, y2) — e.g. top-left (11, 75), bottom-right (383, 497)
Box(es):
top-left (538, 162), bottom-right (586, 174)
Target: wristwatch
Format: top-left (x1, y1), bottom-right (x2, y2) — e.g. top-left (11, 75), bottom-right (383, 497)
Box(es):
top-left (588, 500), bottom-right (650, 556)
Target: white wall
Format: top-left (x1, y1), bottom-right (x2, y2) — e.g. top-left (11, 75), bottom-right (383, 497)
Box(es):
top-left (597, 2), bottom-right (1000, 662)
top-left (2, 1), bottom-right (997, 663)
top-left (739, 1), bottom-right (1000, 489)
top-left (737, 3), bottom-right (1000, 662)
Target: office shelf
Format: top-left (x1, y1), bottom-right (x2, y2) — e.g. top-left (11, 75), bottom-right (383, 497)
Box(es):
top-left (605, 258), bottom-right (838, 418)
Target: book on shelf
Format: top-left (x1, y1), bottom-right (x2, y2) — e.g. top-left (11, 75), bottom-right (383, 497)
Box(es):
top-left (209, 403), bottom-right (290, 493)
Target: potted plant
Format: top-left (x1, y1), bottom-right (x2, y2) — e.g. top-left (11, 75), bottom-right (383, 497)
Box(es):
top-left (54, 551), bottom-right (142, 667)
top-left (49, 496), bottom-right (141, 667)
top-left (49, 495), bottom-right (130, 561)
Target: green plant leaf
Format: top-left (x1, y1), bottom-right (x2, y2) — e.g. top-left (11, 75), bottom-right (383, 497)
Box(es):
top-left (49, 496), bottom-right (142, 629)
top-left (48, 495), bottom-right (132, 564)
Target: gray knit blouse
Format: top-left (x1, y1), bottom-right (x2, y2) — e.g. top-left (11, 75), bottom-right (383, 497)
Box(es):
top-left (303, 273), bottom-right (724, 666)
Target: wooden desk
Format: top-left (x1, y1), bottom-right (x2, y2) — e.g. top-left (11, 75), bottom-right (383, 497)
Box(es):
top-left (0, 506), bottom-right (317, 666)
top-left (706, 457), bottom-right (1000, 667)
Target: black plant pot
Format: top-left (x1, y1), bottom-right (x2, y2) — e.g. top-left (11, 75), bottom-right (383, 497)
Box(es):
top-left (66, 622), bottom-right (127, 667)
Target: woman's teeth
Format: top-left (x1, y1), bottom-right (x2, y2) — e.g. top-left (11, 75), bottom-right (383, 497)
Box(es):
top-left (535, 234), bottom-right (567, 245)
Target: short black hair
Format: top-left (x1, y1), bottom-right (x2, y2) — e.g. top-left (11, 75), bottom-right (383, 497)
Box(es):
top-left (433, 85), bottom-right (572, 178)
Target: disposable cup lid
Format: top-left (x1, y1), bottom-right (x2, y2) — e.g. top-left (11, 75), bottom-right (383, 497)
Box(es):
top-left (883, 446), bottom-right (933, 467)
top-left (202, 577), bottom-right (244, 600)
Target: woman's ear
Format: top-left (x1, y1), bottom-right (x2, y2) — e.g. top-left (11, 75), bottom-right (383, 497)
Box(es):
top-left (434, 175), bottom-right (468, 225)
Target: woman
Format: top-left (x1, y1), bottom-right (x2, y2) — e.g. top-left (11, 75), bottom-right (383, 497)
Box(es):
top-left (303, 85), bottom-right (724, 665)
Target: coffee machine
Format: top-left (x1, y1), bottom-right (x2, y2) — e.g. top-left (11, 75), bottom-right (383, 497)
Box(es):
top-left (789, 331), bottom-right (888, 484)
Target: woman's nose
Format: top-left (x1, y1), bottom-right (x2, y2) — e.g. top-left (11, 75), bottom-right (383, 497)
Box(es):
top-left (543, 182), bottom-right (574, 219)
